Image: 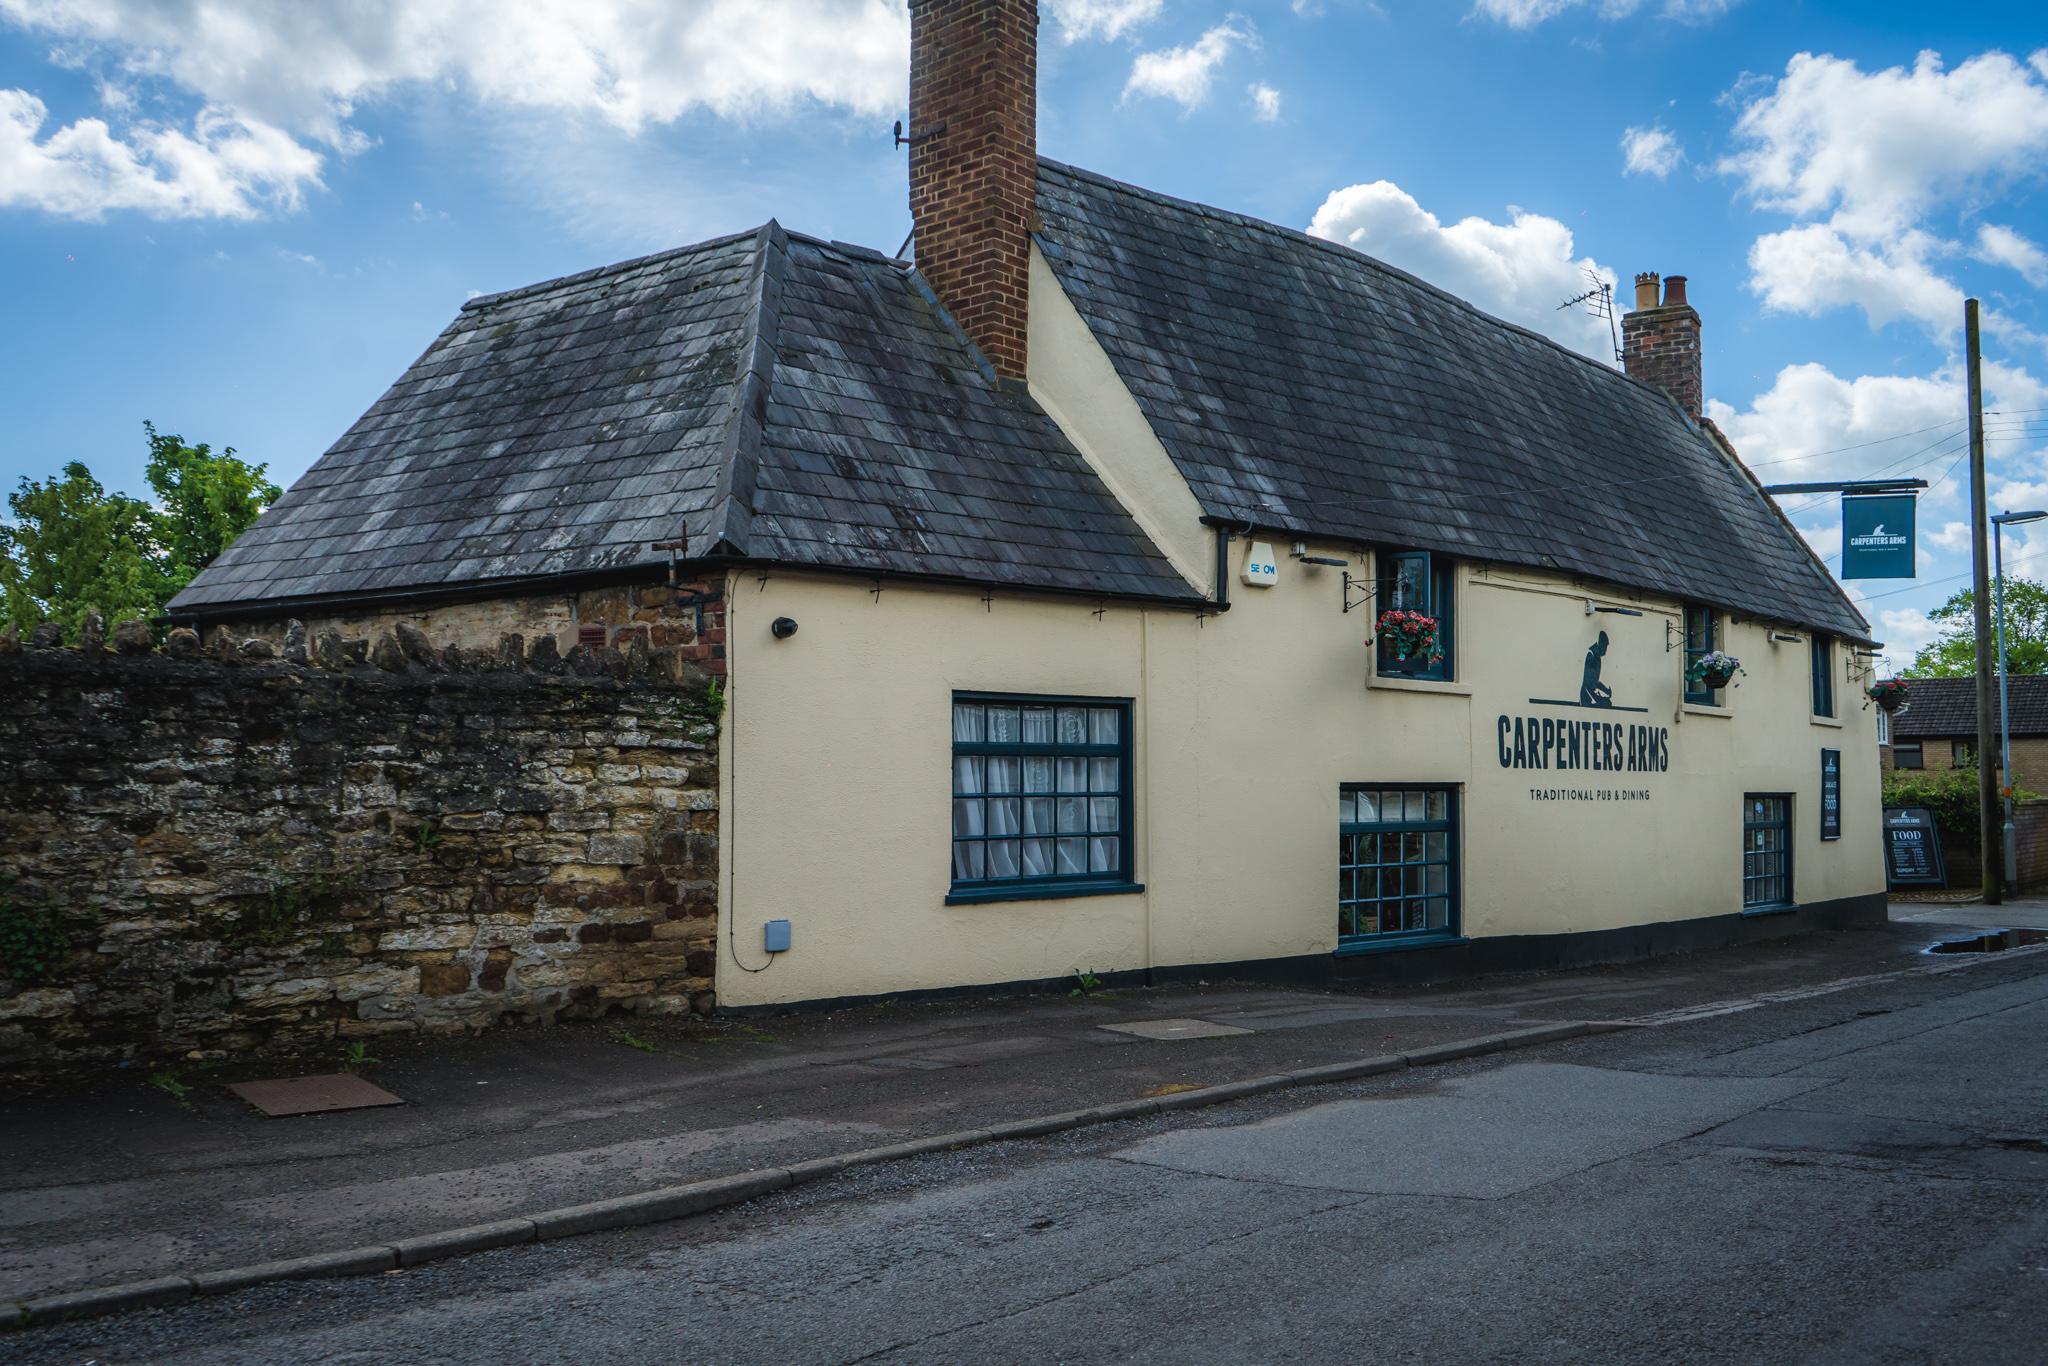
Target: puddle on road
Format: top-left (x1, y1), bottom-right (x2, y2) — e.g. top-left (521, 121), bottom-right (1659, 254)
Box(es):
top-left (1925, 928), bottom-right (2048, 955)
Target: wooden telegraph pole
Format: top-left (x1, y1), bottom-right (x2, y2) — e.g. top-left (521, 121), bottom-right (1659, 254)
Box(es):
top-left (1966, 298), bottom-right (2001, 904)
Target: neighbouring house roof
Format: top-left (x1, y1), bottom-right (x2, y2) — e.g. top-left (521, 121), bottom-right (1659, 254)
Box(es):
top-left (1032, 159), bottom-right (1872, 643)
top-left (1889, 676), bottom-right (2048, 739)
top-left (170, 223), bottom-right (1203, 617)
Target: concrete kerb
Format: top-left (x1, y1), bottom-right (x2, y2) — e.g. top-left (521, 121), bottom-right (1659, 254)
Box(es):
top-left (5, 1020), bottom-right (1592, 1333)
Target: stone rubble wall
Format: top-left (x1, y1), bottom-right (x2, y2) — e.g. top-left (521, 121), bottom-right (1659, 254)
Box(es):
top-left (217, 577), bottom-right (729, 676)
top-left (0, 616), bottom-right (723, 1078)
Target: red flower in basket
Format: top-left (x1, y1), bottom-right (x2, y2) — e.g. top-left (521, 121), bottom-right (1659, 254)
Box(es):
top-left (1374, 609), bottom-right (1443, 664)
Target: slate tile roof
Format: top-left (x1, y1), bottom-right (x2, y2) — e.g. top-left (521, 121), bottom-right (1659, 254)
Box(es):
top-left (1033, 160), bottom-right (1872, 643)
top-left (1890, 676), bottom-right (2048, 738)
top-left (171, 223), bottom-right (1203, 616)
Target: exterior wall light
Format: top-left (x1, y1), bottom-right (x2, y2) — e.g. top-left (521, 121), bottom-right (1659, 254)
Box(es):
top-left (771, 617), bottom-right (799, 640)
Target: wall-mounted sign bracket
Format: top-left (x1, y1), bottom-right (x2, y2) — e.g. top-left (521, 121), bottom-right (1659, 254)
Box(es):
top-left (1341, 571), bottom-right (1377, 615)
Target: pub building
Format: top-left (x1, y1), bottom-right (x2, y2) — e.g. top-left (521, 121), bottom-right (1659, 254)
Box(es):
top-left (170, 0), bottom-right (1884, 1008)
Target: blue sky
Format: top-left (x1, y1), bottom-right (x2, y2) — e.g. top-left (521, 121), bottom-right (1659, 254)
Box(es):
top-left (3, 0), bottom-right (2045, 667)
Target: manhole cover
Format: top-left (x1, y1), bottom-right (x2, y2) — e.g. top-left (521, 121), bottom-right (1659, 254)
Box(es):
top-left (1099, 1018), bottom-right (1253, 1041)
top-left (227, 1073), bottom-right (405, 1116)
top-left (1926, 928), bottom-right (2048, 955)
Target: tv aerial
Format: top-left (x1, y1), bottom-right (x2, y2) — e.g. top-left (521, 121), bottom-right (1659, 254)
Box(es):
top-left (1557, 269), bottom-right (1621, 363)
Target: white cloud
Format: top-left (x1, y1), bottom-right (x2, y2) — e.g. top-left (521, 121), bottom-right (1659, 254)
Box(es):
top-left (1706, 360), bottom-right (2048, 540)
top-left (1928, 519), bottom-right (1974, 552)
top-left (1799, 521), bottom-right (1842, 563)
top-left (1306, 180), bottom-right (1620, 359)
top-left (1747, 224), bottom-right (1964, 337)
top-left (0, 0), bottom-right (912, 220)
top-left (1469, 0), bottom-right (1733, 27)
top-left (1874, 605), bottom-right (1941, 658)
top-left (1047, 0), bottom-right (1162, 43)
top-left (0, 88), bottom-right (321, 219)
top-left (1661, 0), bottom-right (1735, 21)
top-left (1974, 223), bottom-right (2048, 277)
top-left (1719, 49), bottom-right (2048, 241)
top-left (1621, 125), bottom-right (1681, 178)
top-left (1703, 361), bottom-right (1963, 484)
top-left (1124, 19), bottom-right (1253, 111)
top-left (1248, 82), bottom-right (1281, 122)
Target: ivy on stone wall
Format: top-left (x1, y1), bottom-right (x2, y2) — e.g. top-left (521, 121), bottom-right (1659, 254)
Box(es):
top-left (0, 884), bottom-right (69, 985)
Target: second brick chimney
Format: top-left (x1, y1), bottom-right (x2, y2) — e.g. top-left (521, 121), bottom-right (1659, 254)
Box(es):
top-left (1621, 271), bottom-right (1703, 420)
top-left (908, 0), bottom-right (1037, 382)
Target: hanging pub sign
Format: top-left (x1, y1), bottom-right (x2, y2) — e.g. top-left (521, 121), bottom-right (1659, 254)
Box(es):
top-left (1882, 806), bottom-right (1946, 888)
top-left (1820, 749), bottom-right (1841, 841)
top-left (1841, 493), bottom-right (1917, 579)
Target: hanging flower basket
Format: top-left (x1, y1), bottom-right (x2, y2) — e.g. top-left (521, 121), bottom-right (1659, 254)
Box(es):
top-left (1687, 650), bottom-right (1743, 692)
top-left (1374, 609), bottom-right (1443, 665)
top-left (1868, 677), bottom-right (1910, 713)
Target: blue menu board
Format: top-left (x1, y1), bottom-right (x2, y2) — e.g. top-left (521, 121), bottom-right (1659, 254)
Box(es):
top-left (1821, 749), bottom-right (1841, 841)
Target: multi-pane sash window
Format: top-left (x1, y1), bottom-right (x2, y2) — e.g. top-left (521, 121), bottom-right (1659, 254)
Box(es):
top-left (1376, 551), bottom-right (1454, 681)
top-left (1340, 786), bottom-right (1456, 942)
top-left (1810, 635), bottom-right (1835, 717)
top-left (1742, 794), bottom-right (1792, 910)
top-left (1683, 605), bottom-right (1720, 705)
top-left (951, 694), bottom-right (1133, 898)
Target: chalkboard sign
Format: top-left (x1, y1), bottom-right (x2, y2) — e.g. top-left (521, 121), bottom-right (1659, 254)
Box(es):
top-left (1820, 749), bottom-right (1841, 841)
top-left (1883, 806), bottom-right (1946, 888)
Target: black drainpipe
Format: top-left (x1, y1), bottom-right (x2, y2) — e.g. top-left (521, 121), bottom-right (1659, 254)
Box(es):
top-left (1201, 516), bottom-right (1258, 611)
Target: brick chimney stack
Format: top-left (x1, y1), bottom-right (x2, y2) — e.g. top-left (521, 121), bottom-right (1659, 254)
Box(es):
top-left (908, 0), bottom-right (1037, 381)
top-left (1622, 271), bottom-right (1703, 420)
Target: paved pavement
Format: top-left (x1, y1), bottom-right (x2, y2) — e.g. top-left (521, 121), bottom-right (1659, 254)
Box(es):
top-left (8, 901), bottom-right (2048, 1360)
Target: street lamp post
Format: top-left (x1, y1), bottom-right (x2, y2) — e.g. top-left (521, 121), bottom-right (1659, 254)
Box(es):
top-left (1990, 509), bottom-right (2047, 884)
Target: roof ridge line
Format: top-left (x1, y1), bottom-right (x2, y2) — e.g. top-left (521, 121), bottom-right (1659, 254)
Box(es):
top-left (1037, 156), bottom-right (1674, 397)
top-left (459, 226), bottom-right (769, 314)
top-left (704, 221), bottom-right (788, 556)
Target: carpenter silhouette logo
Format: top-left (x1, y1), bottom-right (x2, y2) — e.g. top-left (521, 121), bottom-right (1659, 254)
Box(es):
top-left (1529, 631), bottom-right (1647, 714)
top-left (1580, 631), bottom-right (1614, 708)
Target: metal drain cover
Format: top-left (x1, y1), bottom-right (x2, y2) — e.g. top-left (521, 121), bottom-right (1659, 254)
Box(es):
top-left (227, 1073), bottom-right (405, 1116)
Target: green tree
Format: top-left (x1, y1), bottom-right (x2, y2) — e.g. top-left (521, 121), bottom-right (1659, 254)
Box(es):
top-left (142, 422), bottom-right (280, 587)
top-left (1905, 578), bottom-right (2048, 678)
top-left (0, 424), bottom-right (278, 637)
top-left (0, 462), bottom-right (167, 636)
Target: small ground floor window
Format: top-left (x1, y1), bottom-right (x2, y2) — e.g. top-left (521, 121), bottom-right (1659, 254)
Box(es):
top-left (1340, 785), bottom-right (1456, 943)
top-left (1742, 794), bottom-right (1793, 910)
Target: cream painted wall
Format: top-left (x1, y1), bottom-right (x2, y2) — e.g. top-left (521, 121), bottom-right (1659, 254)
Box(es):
top-left (716, 554), bottom-right (1884, 1007)
top-left (710, 243), bottom-right (1882, 1006)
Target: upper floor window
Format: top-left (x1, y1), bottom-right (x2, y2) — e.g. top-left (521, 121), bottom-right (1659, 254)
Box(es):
top-left (1876, 708), bottom-right (1891, 746)
top-left (1683, 604), bottom-right (1720, 705)
top-left (949, 694), bottom-right (1135, 903)
top-left (1376, 550), bottom-right (1454, 682)
top-left (1810, 635), bottom-right (1835, 717)
top-left (1894, 742), bottom-right (1924, 769)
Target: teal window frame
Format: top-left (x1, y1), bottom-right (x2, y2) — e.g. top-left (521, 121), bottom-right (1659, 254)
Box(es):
top-left (947, 692), bottom-right (1140, 905)
top-left (1683, 604), bottom-right (1720, 705)
top-left (1810, 635), bottom-right (1835, 717)
top-left (1376, 550), bottom-right (1455, 682)
top-left (1742, 793), bottom-right (1794, 912)
top-left (1338, 785), bottom-right (1459, 947)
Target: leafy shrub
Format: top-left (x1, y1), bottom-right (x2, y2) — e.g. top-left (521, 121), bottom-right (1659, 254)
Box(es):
top-left (0, 885), bottom-right (70, 985)
top-left (1882, 763), bottom-right (2031, 838)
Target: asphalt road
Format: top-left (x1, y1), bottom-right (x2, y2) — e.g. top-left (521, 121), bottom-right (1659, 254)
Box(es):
top-left (17, 946), bottom-right (2048, 1364)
